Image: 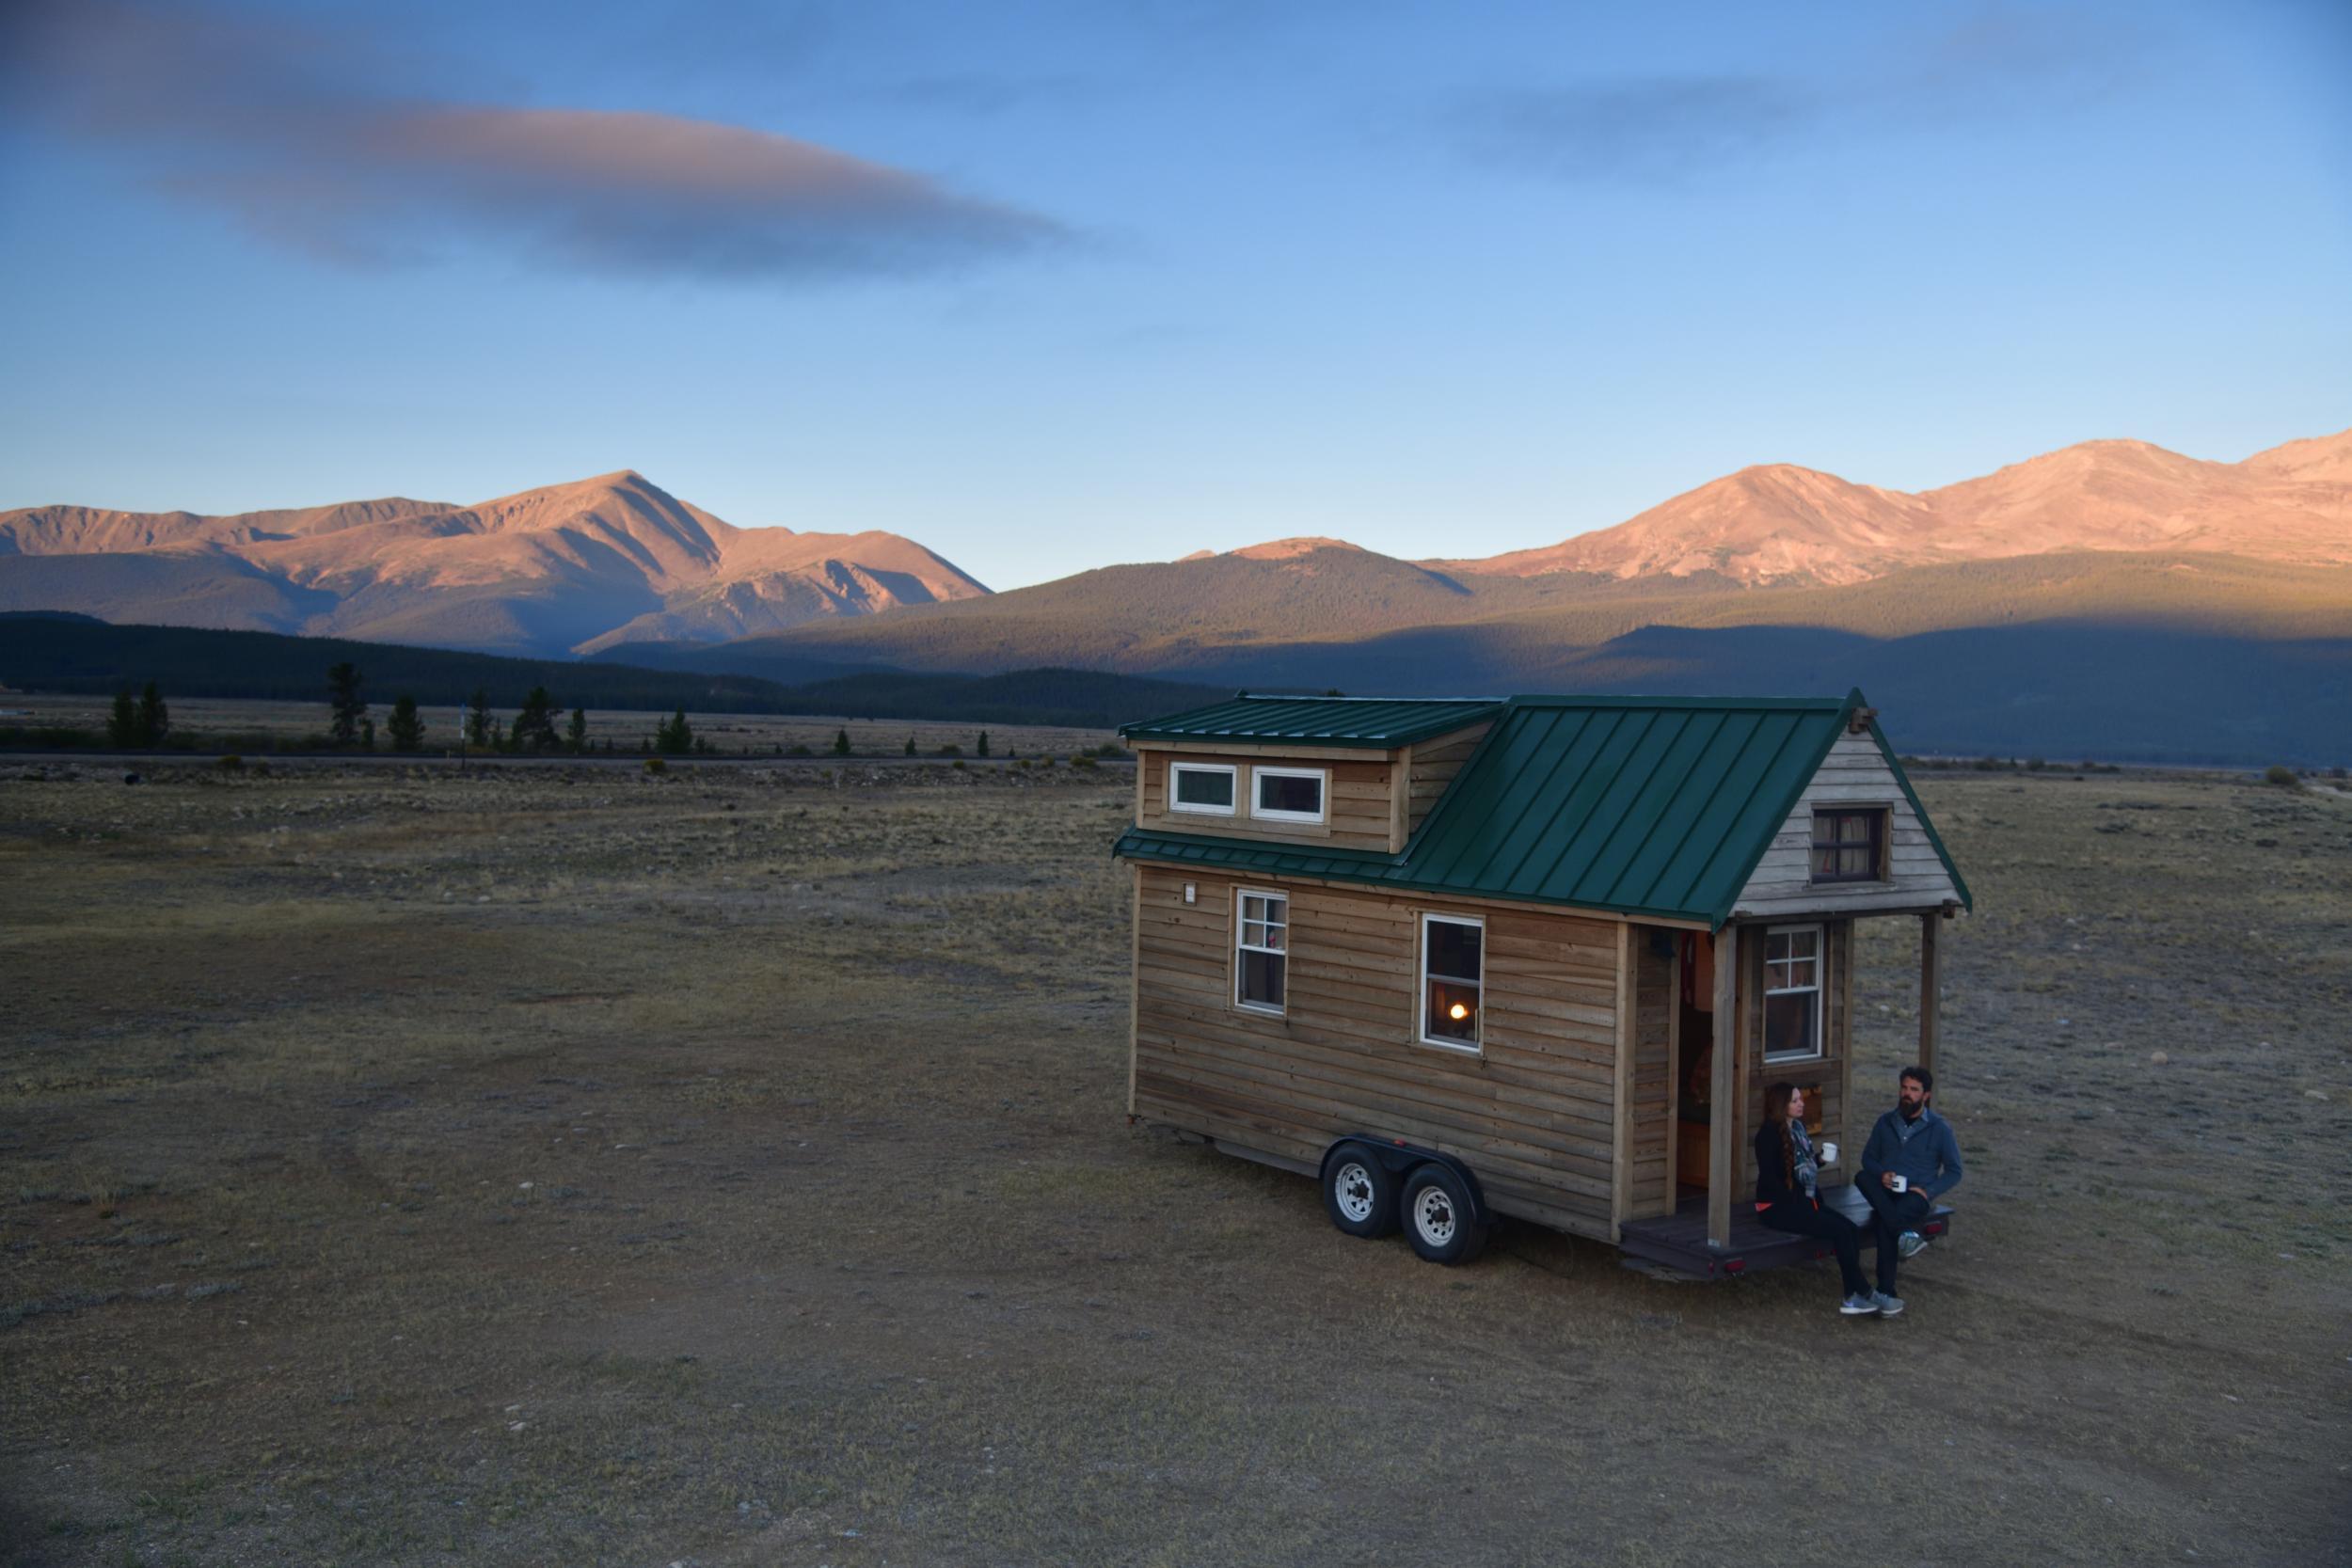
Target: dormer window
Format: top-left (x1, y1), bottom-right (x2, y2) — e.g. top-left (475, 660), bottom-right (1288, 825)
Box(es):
top-left (1251, 766), bottom-right (1327, 824)
top-left (1810, 807), bottom-right (1887, 883)
top-left (1169, 762), bottom-right (1238, 816)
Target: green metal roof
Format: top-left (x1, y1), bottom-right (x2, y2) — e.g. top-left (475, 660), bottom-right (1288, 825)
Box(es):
top-left (1113, 688), bottom-right (1971, 928)
top-left (1119, 693), bottom-right (1503, 748)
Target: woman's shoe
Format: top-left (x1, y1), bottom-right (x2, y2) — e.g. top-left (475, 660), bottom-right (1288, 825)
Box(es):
top-left (1840, 1293), bottom-right (1881, 1315)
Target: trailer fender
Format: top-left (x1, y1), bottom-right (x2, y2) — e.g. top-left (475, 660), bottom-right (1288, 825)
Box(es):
top-left (1321, 1135), bottom-right (1493, 1227)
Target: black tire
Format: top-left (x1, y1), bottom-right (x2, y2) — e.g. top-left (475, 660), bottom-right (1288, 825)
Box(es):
top-left (1322, 1146), bottom-right (1400, 1238)
top-left (1400, 1163), bottom-right (1487, 1265)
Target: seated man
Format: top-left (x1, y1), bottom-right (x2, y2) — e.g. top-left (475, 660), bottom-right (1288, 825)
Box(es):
top-left (1858, 1065), bottom-right (1964, 1313)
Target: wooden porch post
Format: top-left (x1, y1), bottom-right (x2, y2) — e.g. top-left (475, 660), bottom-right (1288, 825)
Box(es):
top-left (1917, 912), bottom-right (1941, 1079)
top-left (1707, 924), bottom-right (1738, 1248)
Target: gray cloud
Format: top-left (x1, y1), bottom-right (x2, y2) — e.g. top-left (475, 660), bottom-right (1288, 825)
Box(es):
top-left (1453, 6), bottom-right (2147, 187)
top-left (0, 0), bottom-right (1068, 282)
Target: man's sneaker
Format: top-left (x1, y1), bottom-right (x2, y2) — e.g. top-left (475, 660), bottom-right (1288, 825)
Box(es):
top-left (1898, 1229), bottom-right (1928, 1259)
top-left (1840, 1293), bottom-right (1881, 1316)
top-left (1872, 1291), bottom-right (1905, 1317)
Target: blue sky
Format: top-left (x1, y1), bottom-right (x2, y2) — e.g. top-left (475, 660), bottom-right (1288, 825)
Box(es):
top-left (2, 0), bottom-right (2346, 588)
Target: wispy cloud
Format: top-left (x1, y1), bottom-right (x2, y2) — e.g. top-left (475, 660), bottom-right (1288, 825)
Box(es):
top-left (1452, 6), bottom-right (2146, 187)
top-left (1, 0), bottom-right (1068, 283)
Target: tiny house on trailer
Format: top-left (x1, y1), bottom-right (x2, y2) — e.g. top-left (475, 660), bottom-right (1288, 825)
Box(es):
top-left (1111, 689), bottom-right (1972, 1276)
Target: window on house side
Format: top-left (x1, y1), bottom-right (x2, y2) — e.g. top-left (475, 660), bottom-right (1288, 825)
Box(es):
top-left (1235, 891), bottom-right (1287, 1014)
top-left (1810, 807), bottom-right (1887, 882)
top-left (1251, 766), bottom-right (1327, 823)
top-left (1763, 925), bottom-right (1823, 1062)
top-left (1420, 913), bottom-right (1483, 1052)
top-left (1170, 762), bottom-right (1237, 816)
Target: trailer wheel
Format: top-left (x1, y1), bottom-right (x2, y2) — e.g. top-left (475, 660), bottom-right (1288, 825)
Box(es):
top-left (1322, 1148), bottom-right (1399, 1238)
top-left (1401, 1164), bottom-right (1486, 1265)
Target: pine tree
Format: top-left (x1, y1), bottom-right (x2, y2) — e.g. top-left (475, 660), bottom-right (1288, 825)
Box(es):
top-left (466, 688), bottom-right (492, 749)
top-left (387, 694), bottom-right (425, 752)
top-left (904, 733), bottom-right (917, 756)
top-left (107, 688), bottom-right (138, 748)
top-left (655, 708), bottom-right (692, 755)
top-left (360, 717), bottom-right (375, 752)
top-left (977, 730), bottom-right (990, 757)
top-left (511, 686), bottom-right (561, 752)
top-left (326, 662), bottom-right (366, 746)
top-left (567, 707), bottom-right (588, 753)
top-left (135, 682), bottom-right (170, 746)
top-left (833, 728), bottom-right (851, 756)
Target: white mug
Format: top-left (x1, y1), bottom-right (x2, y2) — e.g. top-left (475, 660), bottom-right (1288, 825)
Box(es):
top-left (1890, 1174), bottom-right (1909, 1194)
top-left (1820, 1141), bottom-right (1838, 1165)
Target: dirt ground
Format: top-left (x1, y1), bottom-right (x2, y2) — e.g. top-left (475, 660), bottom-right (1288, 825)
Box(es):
top-left (2, 758), bottom-right (2346, 1567)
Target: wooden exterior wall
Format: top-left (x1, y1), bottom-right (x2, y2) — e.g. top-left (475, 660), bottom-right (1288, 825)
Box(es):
top-left (1129, 863), bottom-right (1624, 1241)
top-left (1403, 723), bottom-right (1493, 838)
top-left (1730, 731), bottom-right (1960, 919)
top-left (1626, 933), bottom-right (1677, 1219)
top-left (1135, 748), bottom-right (1394, 849)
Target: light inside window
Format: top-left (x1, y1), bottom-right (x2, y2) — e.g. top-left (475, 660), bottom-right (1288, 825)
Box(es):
top-left (1422, 915), bottom-right (1483, 1050)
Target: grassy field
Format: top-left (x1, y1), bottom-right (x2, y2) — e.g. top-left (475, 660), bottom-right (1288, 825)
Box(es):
top-left (2, 758), bottom-right (2347, 1566)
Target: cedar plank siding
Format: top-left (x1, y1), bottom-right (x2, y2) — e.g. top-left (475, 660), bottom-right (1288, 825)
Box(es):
top-left (1627, 934), bottom-right (1676, 1219)
top-left (1131, 863), bottom-right (1622, 1240)
top-left (1729, 731), bottom-right (1960, 919)
top-left (1404, 723), bottom-right (1493, 838)
top-left (1136, 749), bottom-right (1393, 848)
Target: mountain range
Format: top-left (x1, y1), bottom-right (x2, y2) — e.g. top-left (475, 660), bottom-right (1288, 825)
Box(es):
top-left (4, 427), bottom-right (2348, 761)
top-left (0, 470), bottom-right (986, 657)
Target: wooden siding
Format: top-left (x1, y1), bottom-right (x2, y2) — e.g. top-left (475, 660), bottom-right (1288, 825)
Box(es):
top-left (1404, 723), bottom-right (1493, 838)
top-left (1730, 730), bottom-right (1960, 919)
top-left (1625, 931), bottom-right (1677, 1220)
top-left (1136, 747), bottom-right (1394, 848)
top-left (1130, 864), bottom-right (1624, 1240)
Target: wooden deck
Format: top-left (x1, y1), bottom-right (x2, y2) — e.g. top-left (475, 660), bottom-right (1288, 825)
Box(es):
top-left (1618, 1184), bottom-right (1955, 1279)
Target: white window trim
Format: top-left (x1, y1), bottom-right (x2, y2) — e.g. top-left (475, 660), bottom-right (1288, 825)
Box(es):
top-left (1168, 761), bottom-right (1238, 816)
top-left (1250, 765), bottom-right (1328, 824)
top-left (1762, 921), bottom-right (1825, 1064)
top-left (1232, 887), bottom-right (1288, 1017)
top-left (1417, 911), bottom-right (1484, 1054)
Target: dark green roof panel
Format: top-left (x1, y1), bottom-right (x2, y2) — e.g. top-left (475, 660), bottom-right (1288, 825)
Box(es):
top-left (1112, 689), bottom-right (1971, 928)
top-left (1119, 694), bottom-right (1503, 748)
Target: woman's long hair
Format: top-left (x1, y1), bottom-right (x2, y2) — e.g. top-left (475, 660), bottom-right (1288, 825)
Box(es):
top-left (1762, 1080), bottom-right (1797, 1195)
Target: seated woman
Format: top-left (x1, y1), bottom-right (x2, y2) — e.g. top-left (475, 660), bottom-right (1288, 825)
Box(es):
top-left (1755, 1082), bottom-right (1883, 1317)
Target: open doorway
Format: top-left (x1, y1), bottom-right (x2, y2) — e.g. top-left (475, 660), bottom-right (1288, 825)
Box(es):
top-left (1672, 931), bottom-right (1718, 1195)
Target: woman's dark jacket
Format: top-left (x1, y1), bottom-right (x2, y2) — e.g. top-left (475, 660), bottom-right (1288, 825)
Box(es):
top-left (1752, 1120), bottom-right (1807, 1210)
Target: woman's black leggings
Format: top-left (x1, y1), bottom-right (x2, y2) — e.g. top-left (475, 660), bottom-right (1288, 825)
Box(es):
top-left (1757, 1200), bottom-right (1871, 1298)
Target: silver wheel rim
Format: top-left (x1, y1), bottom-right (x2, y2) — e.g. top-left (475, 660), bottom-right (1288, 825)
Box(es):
top-left (1413, 1185), bottom-right (1456, 1246)
top-left (1334, 1162), bottom-right (1376, 1224)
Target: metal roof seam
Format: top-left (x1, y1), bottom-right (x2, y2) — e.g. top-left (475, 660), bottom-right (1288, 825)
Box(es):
top-left (1704, 698), bottom-right (1858, 928)
top-left (1596, 707), bottom-right (1731, 908)
top-left (1519, 708), bottom-right (1655, 898)
top-left (1641, 708), bottom-right (1770, 911)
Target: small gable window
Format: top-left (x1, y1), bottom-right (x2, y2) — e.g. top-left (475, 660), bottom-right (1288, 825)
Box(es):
top-left (1251, 766), bottom-right (1327, 824)
top-left (1169, 762), bottom-right (1237, 816)
top-left (1810, 807), bottom-right (1887, 883)
top-left (1234, 890), bottom-right (1287, 1014)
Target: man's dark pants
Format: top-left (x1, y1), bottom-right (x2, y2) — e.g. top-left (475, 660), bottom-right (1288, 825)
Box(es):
top-left (1860, 1182), bottom-right (1934, 1294)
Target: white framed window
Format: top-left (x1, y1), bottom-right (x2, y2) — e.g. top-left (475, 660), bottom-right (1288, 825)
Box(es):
top-left (1763, 924), bottom-right (1824, 1063)
top-left (1234, 889), bottom-right (1288, 1015)
top-left (1168, 761), bottom-right (1238, 816)
top-left (1250, 766), bottom-right (1327, 824)
top-left (1419, 912), bottom-right (1484, 1053)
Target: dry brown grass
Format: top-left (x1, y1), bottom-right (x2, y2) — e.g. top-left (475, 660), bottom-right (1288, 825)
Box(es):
top-left (2, 759), bottom-right (2346, 1566)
